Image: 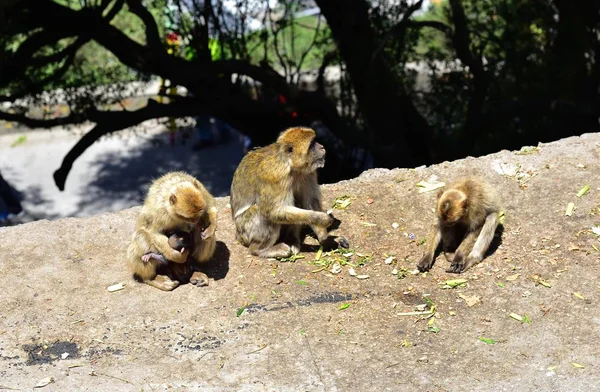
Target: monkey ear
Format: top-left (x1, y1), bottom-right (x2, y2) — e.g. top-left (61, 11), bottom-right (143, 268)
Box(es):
top-left (169, 194), bottom-right (177, 205)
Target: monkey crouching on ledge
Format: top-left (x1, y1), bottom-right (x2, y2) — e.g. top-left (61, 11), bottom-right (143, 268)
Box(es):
top-left (417, 177), bottom-right (501, 274)
top-left (230, 127), bottom-right (348, 258)
top-left (127, 171), bottom-right (218, 291)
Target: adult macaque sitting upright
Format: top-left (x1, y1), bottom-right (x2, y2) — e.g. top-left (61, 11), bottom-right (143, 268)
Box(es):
top-left (230, 127), bottom-right (348, 258)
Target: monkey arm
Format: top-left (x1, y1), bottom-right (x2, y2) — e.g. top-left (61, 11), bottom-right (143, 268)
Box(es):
top-left (142, 227), bottom-right (189, 263)
top-left (417, 222), bottom-right (442, 272)
top-left (200, 206), bottom-right (218, 240)
top-left (269, 206), bottom-right (333, 227)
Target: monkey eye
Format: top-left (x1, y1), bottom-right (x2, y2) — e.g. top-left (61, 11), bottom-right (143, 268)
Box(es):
top-left (285, 145), bottom-right (293, 153)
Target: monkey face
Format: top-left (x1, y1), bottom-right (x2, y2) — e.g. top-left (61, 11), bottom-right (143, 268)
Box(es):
top-left (437, 190), bottom-right (467, 226)
top-left (309, 139), bottom-right (326, 170)
top-left (278, 127), bottom-right (326, 173)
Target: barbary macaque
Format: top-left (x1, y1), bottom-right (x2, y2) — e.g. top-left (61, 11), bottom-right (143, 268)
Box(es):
top-left (127, 172), bottom-right (217, 290)
top-left (417, 177), bottom-right (501, 274)
top-left (230, 127), bottom-right (348, 258)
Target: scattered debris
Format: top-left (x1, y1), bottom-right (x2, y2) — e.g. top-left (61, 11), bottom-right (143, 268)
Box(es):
top-left (509, 313), bottom-right (531, 324)
top-left (573, 292), bottom-right (585, 300)
top-left (107, 282), bottom-right (126, 293)
top-left (565, 202), bottom-right (575, 216)
top-left (498, 211), bottom-right (506, 225)
top-left (576, 185), bottom-right (591, 198)
top-left (440, 279), bottom-right (468, 289)
top-left (571, 362), bottom-right (585, 369)
top-left (34, 377), bottom-right (54, 388)
top-left (531, 275), bottom-right (551, 288)
top-left (458, 294), bottom-right (480, 307)
top-left (505, 274), bottom-right (520, 281)
top-left (61, 352), bottom-right (70, 359)
top-left (392, 222), bottom-right (400, 229)
top-left (332, 195), bottom-right (352, 210)
top-left (514, 146), bottom-right (540, 155)
top-left (478, 337), bottom-right (496, 345)
top-left (416, 176), bottom-right (446, 193)
top-left (366, 198), bottom-right (374, 204)
top-left (10, 135), bottom-right (27, 148)
top-left (592, 226), bottom-right (600, 236)
top-left (236, 306), bottom-right (247, 317)
top-left (278, 254), bottom-right (305, 263)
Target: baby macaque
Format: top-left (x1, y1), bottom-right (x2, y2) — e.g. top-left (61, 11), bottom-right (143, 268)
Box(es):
top-left (141, 230), bottom-right (191, 265)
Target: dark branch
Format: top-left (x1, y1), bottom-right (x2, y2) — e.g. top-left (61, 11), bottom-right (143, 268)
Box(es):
top-left (103, 0), bottom-right (125, 21)
top-left (125, 0), bottom-right (162, 50)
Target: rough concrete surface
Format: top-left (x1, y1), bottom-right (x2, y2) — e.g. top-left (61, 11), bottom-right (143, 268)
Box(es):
top-left (1, 133), bottom-right (600, 391)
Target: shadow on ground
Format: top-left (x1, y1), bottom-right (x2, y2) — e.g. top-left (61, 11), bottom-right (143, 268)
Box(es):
top-left (74, 129), bottom-right (245, 216)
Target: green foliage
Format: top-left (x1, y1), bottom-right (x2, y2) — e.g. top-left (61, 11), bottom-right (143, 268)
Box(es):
top-left (246, 15), bottom-right (335, 71)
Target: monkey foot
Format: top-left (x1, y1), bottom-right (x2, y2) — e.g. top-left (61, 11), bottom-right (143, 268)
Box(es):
top-left (146, 275), bottom-right (180, 291)
top-left (190, 271), bottom-right (209, 287)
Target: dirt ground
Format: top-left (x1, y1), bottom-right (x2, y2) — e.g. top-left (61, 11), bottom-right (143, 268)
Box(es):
top-left (1, 133), bottom-right (600, 391)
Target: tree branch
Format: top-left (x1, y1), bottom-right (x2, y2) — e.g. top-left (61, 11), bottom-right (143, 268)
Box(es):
top-left (125, 0), bottom-right (161, 50)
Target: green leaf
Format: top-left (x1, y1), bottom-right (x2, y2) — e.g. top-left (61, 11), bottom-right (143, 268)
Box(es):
top-left (428, 326), bottom-right (440, 333)
top-left (297, 280), bottom-right (309, 285)
top-left (478, 337), bottom-right (496, 345)
top-left (339, 303), bottom-right (351, 310)
top-left (236, 307), bottom-right (246, 317)
top-left (497, 282), bottom-right (505, 288)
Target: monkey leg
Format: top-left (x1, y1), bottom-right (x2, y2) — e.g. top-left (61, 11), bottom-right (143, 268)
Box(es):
top-left (461, 212), bottom-right (499, 272)
top-left (280, 224), bottom-right (302, 254)
top-left (235, 205), bottom-right (292, 258)
top-left (417, 223), bottom-right (443, 272)
top-left (145, 275), bottom-right (180, 291)
top-left (446, 230), bottom-right (478, 273)
top-left (247, 242), bottom-right (291, 258)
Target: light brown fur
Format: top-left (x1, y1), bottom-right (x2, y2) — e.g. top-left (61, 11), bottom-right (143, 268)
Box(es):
top-left (230, 127), bottom-right (347, 258)
top-left (417, 177), bottom-right (501, 273)
top-left (127, 171), bottom-right (217, 291)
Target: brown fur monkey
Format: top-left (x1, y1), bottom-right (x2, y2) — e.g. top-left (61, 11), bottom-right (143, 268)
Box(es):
top-left (230, 127), bottom-right (347, 258)
top-left (417, 177), bottom-right (501, 274)
top-left (127, 172), bottom-right (217, 291)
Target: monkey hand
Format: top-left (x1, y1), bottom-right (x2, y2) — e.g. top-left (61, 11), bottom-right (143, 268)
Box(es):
top-left (326, 212), bottom-right (342, 231)
top-left (166, 247), bottom-right (189, 264)
top-left (200, 224), bottom-right (216, 240)
top-left (417, 253), bottom-right (434, 272)
top-left (446, 251), bottom-right (465, 274)
top-left (320, 235), bottom-right (350, 251)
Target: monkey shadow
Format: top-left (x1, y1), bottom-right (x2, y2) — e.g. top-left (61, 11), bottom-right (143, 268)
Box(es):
top-left (201, 241), bottom-right (230, 281)
top-left (431, 224), bottom-right (505, 266)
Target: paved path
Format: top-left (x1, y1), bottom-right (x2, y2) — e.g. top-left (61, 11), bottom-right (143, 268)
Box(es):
top-left (0, 123), bottom-right (245, 222)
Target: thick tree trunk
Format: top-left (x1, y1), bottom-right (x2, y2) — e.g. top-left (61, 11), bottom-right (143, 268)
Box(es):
top-left (315, 0), bottom-right (434, 169)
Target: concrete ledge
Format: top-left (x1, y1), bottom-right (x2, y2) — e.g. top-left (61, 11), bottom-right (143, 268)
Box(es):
top-left (1, 133), bottom-right (599, 390)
